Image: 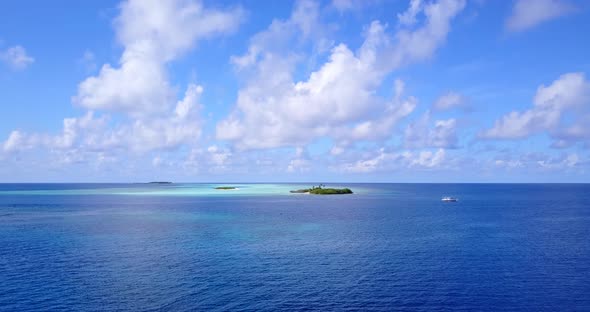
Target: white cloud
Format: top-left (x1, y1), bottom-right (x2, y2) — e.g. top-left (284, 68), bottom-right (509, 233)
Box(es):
top-left (287, 147), bottom-right (311, 172)
top-left (412, 148), bottom-right (446, 168)
top-left (182, 144), bottom-right (234, 173)
top-left (537, 153), bottom-right (579, 169)
top-left (218, 0), bottom-right (465, 151)
top-left (398, 0), bottom-right (423, 27)
top-left (3, 130), bottom-right (30, 152)
top-left (53, 112), bottom-right (108, 149)
top-left (432, 91), bottom-right (468, 111)
top-left (0, 45), bottom-right (34, 70)
top-left (207, 145), bottom-right (232, 167)
top-left (337, 148), bottom-right (447, 173)
top-left (2, 112), bottom-right (112, 156)
top-left (74, 52), bottom-right (174, 117)
top-left (339, 150), bottom-right (388, 173)
top-left (551, 113), bottom-right (590, 147)
top-left (481, 72), bottom-right (590, 142)
top-left (506, 0), bottom-right (576, 32)
top-left (290, 0), bottom-right (322, 38)
top-left (230, 0), bottom-right (326, 71)
top-left (74, 0), bottom-right (243, 117)
top-left (88, 83), bottom-right (204, 152)
top-left (494, 152), bottom-right (581, 171)
top-left (390, 0), bottom-right (466, 68)
top-left (405, 112), bottom-right (458, 148)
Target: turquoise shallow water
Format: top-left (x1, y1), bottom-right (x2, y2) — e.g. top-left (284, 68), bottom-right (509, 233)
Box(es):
top-left (1, 183), bottom-right (589, 311)
top-left (0, 183), bottom-right (369, 196)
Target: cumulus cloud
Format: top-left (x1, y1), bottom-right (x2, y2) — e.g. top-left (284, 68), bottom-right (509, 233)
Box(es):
top-left (1, 0), bottom-right (473, 178)
top-left (74, 53), bottom-right (175, 117)
top-left (230, 0), bottom-right (326, 71)
top-left (182, 144), bottom-right (234, 173)
top-left (480, 72), bottom-right (590, 144)
top-left (74, 0), bottom-right (243, 117)
top-left (2, 112), bottom-right (111, 155)
top-left (4, 83), bottom-right (204, 156)
top-left (506, 0), bottom-right (576, 32)
top-left (218, 0), bottom-right (465, 151)
top-left (391, 0), bottom-right (466, 66)
top-left (3, 0), bottom-right (239, 161)
top-left (3, 130), bottom-right (31, 153)
top-left (0, 45), bottom-right (34, 70)
top-left (405, 112), bottom-right (458, 148)
top-left (122, 83), bottom-right (204, 151)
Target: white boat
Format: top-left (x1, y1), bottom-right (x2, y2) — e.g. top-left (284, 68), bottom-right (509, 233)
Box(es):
top-left (441, 197), bottom-right (458, 202)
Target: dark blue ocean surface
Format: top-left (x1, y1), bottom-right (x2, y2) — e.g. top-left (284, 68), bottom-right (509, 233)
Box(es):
top-left (1, 183), bottom-right (589, 311)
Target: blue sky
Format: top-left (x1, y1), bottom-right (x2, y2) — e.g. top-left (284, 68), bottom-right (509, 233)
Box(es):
top-left (1, 0), bottom-right (589, 182)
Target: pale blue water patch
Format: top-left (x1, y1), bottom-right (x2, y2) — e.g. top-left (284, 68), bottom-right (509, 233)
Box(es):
top-left (0, 183), bottom-right (373, 197)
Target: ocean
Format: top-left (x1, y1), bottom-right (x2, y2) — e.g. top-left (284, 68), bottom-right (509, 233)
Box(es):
top-left (0, 183), bottom-right (589, 311)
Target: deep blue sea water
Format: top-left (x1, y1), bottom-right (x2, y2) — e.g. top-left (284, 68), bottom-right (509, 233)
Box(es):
top-left (1, 183), bottom-right (589, 311)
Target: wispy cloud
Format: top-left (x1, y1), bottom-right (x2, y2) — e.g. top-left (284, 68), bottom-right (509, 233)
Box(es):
top-left (0, 45), bottom-right (34, 70)
top-left (506, 0), bottom-right (577, 32)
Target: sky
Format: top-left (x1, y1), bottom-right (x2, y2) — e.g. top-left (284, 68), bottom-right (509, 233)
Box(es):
top-left (1, 0), bottom-right (590, 183)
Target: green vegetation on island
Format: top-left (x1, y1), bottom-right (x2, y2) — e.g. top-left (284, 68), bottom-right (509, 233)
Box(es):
top-left (290, 184), bottom-right (353, 195)
top-left (215, 186), bottom-right (237, 190)
top-left (309, 187), bottom-right (353, 194)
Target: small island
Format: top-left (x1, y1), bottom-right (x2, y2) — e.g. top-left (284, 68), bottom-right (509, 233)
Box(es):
top-left (290, 184), bottom-right (353, 195)
top-left (215, 186), bottom-right (237, 190)
top-left (148, 181), bottom-right (172, 184)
